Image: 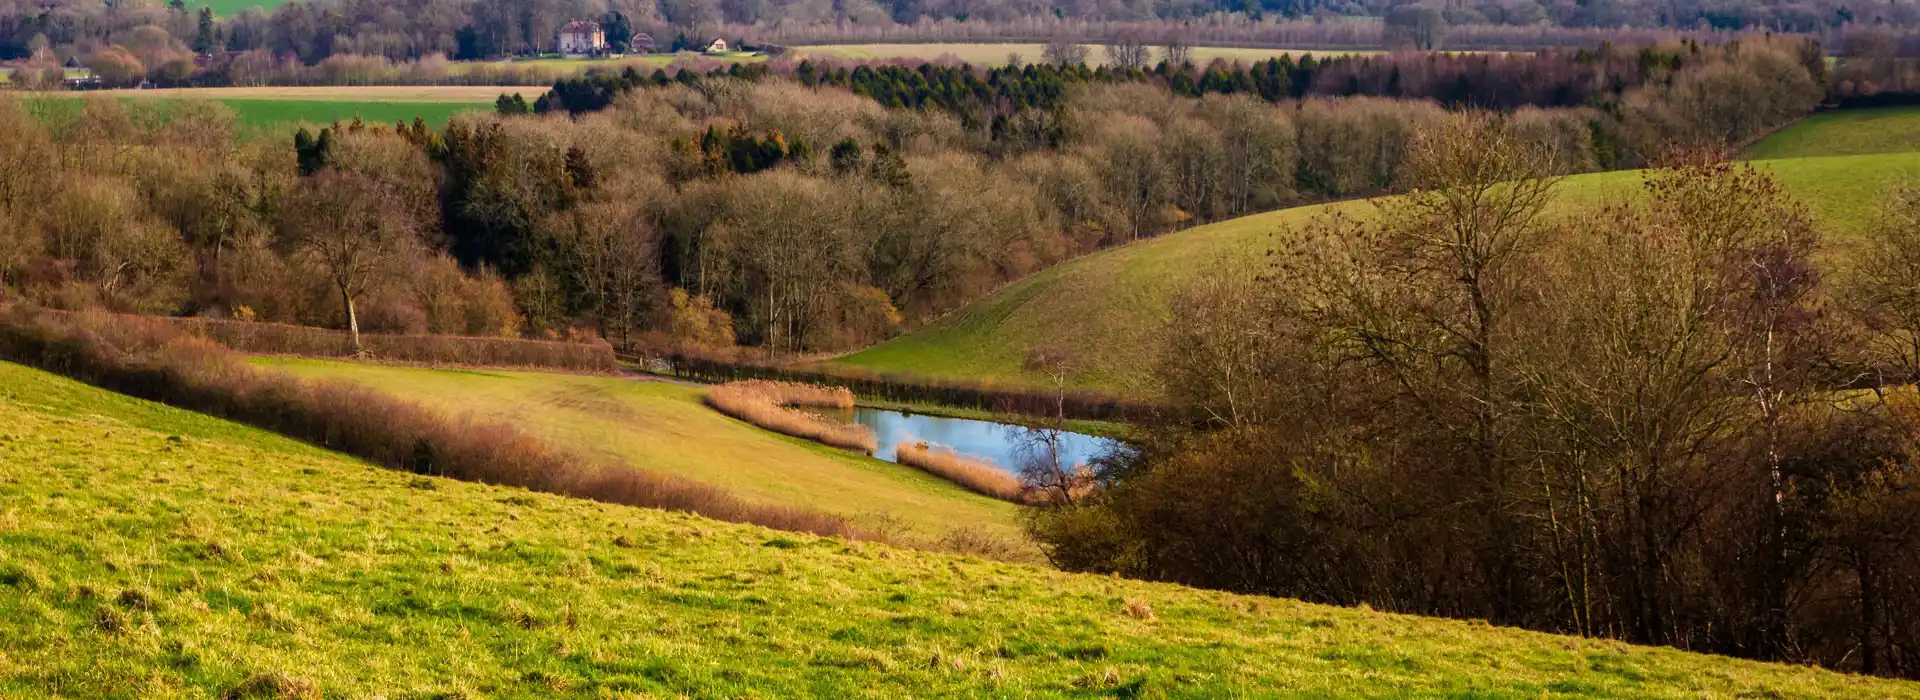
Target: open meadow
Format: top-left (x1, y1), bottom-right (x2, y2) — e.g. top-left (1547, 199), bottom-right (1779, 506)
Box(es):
top-left (834, 151), bottom-right (1920, 395)
top-left (14, 86), bottom-right (542, 135)
top-left (256, 358), bottom-right (1026, 547)
top-left (1, 359), bottom-right (1913, 697)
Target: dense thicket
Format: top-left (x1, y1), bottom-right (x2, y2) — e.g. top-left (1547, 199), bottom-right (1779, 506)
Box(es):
top-left (0, 36), bottom-right (1824, 360)
top-left (1028, 115), bottom-right (1920, 679)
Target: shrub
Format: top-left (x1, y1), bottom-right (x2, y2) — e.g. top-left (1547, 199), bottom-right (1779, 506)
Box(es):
top-left (0, 305), bottom-right (867, 541)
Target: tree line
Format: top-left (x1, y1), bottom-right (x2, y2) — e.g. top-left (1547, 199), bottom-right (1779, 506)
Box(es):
top-left (1029, 114), bottom-right (1920, 679)
top-left (12, 0), bottom-right (1920, 71)
top-left (0, 36), bottom-right (1825, 361)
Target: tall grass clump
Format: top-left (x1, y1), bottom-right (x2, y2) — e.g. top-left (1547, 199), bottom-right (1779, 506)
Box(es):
top-left (892, 440), bottom-right (1025, 502)
top-left (703, 380), bottom-right (878, 454)
top-left (0, 305), bottom-right (864, 539)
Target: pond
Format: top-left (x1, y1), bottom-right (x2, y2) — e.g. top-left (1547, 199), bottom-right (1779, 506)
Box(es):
top-left (819, 406), bottom-right (1123, 474)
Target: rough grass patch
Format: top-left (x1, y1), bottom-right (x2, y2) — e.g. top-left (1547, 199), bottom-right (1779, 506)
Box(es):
top-left (223, 671), bottom-right (323, 700)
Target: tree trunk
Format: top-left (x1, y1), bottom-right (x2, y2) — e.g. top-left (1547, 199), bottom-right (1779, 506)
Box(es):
top-left (341, 284), bottom-right (362, 356)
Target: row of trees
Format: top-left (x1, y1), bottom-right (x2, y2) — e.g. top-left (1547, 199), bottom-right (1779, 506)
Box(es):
top-left (17, 0), bottom-right (1920, 68)
top-left (1029, 115), bottom-right (1920, 678)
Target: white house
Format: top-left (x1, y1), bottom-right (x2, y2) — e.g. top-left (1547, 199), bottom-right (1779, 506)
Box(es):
top-left (558, 20), bottom-right (606, 56)
top-left (704, 38), bottom-right (728, 54)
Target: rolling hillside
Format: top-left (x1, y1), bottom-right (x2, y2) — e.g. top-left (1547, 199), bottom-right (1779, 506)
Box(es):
top-left (3, 359), bottom-right (1916, 697)
top-left (258, 358), bottom-right (1025, 547)
top-left (834, 151), bottom-right (1920, 395)
top-left (1745, 105), bottom-right (1920, 160)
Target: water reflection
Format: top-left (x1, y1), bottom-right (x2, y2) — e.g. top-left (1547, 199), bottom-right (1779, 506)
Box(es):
top-left (818, 406), bottom-right (1121, 474)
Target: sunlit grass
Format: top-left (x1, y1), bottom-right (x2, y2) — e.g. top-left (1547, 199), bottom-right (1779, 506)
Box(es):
top-left (3, 359), bottom-right (1914, 697)
top-left (1745, 105), bottom-right (1920, 160)
top-left (256, 358), bottom-right (1026, 546)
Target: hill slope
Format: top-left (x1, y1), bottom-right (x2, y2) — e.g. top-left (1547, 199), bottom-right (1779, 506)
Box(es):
top-left (256, 358), bottom-right (1023, 546)
top-left (3, 360), bottom-right (1916, 697)
top-left (1745, 106), bottom-right (1920, 160)
top-left (835, 152), bottom-right (1920, 395)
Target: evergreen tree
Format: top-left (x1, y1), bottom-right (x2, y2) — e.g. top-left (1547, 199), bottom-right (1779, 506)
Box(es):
top-left (194, 8), bottom-right (215, 54)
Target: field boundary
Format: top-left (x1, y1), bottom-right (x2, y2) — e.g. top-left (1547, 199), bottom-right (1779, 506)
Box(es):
top-left (105, 312), bottom-right (618, 372)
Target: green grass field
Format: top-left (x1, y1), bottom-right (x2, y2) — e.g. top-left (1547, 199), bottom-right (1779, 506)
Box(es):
top-left (24, 94), bottom-right (496, 134)
top-left (1746, 105), bottom-right (1920, 160)
top-left (3, 359), bottom-right (1915, 697)
top-left (256, 358), bottom-right (1024, 547)
top-left (836, 152), bottom-right (1920, 396)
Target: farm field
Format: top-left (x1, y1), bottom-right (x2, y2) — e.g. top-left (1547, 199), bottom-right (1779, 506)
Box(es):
top-left (835, 151), bottom-right (1920, 395)
top-left (790, 42), bottom-right (1375, 65)
top-left (2, 359), bottom-right (1915, 697)
top-left (18, 88), bottom-right (535, 133)
top-left (256, 358), bottom-right (1025, 547)
top-left (1744, 105), bottom-right (1920, 160)
top-left (89, 85), bottom-right (549, 102)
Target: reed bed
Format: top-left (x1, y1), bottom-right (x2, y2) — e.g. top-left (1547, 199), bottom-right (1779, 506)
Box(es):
top-left (893, 440), bottom-right (1026, 502)
top-left (0, 305), bottom-right (866, 540)
top-left (704, 380), bottom-right (878, 454)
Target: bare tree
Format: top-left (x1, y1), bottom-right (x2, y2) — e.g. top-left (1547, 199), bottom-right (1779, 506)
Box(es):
top-left (1104, 32), bottom-right (1150, 70)
top-left (1160, 39), bottom-right (1192, 67)
top-left (1384, 4), bottom-right (1448, 51)
top-left (1845, 187), bottom-right (1920, 382)
top-left (277, 170), bottom-right (416, 355)
top-left (1042, 35), bottom-right (1089, 67)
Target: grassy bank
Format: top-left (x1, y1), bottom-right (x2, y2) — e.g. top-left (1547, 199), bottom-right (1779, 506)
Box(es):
top-left (260, 358), bottom-right (1026, 546)
top-left (835, 152), bottom-right (1920, 395)
top-left (3, 360), bottom-right (1916, 696)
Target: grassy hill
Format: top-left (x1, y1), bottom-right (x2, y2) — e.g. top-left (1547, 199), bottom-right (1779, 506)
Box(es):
top-left (834, 152), bottom-right (1920, 395)
top-left (1745, 105), bottom-right (1920, 160)
top-left (256, 358), bottom-right (1024, 547)
top-left (3, 360), bottom-right (1916, 697)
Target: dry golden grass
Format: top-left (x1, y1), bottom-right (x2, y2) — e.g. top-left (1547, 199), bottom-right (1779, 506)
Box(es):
top-left (705, 380), bottom-right (878, 454)
top-left (894, 439), bottom-right (1025, 501)
top-left (66, 86), bottom-right (550, 102)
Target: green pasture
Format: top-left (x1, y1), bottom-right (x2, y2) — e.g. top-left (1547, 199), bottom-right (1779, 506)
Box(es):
top-left (3, 360), bottom-right (1913, 697)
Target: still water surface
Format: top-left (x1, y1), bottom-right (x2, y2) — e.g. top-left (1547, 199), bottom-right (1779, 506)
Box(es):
top-left (819, 406), bottom-right (1121, 474)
